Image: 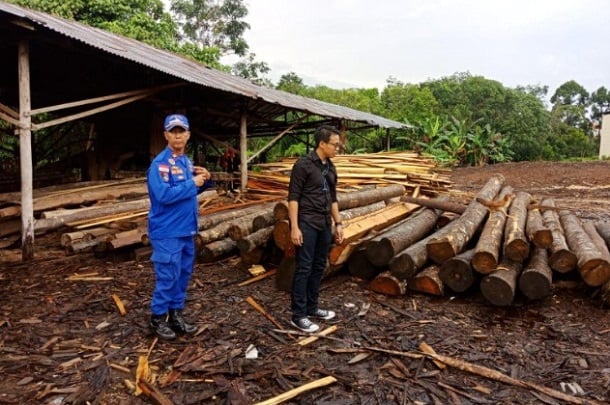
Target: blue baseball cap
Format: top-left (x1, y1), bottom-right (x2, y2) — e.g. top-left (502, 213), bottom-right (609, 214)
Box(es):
top-left (164, 114), bottom-right (190, 131)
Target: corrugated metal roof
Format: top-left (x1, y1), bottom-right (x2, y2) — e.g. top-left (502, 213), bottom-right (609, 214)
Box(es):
top-left (0, 2), bottom-right (406, 129)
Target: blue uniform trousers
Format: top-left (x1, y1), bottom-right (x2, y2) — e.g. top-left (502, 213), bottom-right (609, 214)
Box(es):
top-left (150, 236), bottom-right (195, 316)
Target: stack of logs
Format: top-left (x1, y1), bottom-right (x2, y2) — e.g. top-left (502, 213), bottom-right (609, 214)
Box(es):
top-left (268, 174), bottom-right (610, 307)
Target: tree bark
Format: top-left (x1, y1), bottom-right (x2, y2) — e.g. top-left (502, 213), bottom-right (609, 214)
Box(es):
top-left (526, 207), bottom-right (552, 248)
top-left (427, 173), bottom-right (505, 264)
top-left (199, 202), bottom-right (274, 229)
top-left (199, 238), bottom-right (237, 263)
top-left (594, 222), bottom-right (610, 250)
top-left (60, 227), bottom-right (117, 247)
top-left (328, 202), bottom-right (419, 266)
top-left (34, 198), bottom-right (150, 234)
top-left (409, 265), bottom-right (444, 296)
top-left (559, 210), bottom-right (610, 286)
top-left (503, 191), bottom-right (531, 262)
top-left (519, 248), bottom-right (552, 300)
top-left (337, 184), bottom-right (406, 210)
top-left (339, 201), bottom-right (386, 222)
top-left (399, 196), bottom-right (466, 214)
top-left (389, 222), bottom-right (453, 281)
top-left (236, 226), bottom-right (274, 254)
top-left (439, 248), bottom-right (476, 293)
top-left (480, 259), bottom-right (523, 306)
top-left (196, 211), bottom-right (261, 246)
top-left (542, 198), bottom-right (577, 273)
top-left (368, 271), bottom-right (407, 296)
top-left (227, 208), bottom-right (274, 240)
top-left (365, 208), bottom-right (440, 267)
top-left (472, 186), bottom-right (515, 274)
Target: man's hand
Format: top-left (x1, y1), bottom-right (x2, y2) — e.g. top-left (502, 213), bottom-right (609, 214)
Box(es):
top-left (193, 173), bottom-right (207, 187)
top-left (335, 224), bottom-right (345, 244)
top-left (193, 166), bottom-right (211, 180)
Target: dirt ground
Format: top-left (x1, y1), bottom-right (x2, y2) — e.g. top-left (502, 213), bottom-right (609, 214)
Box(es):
top-left (1, 161), bottom-right (609, 405)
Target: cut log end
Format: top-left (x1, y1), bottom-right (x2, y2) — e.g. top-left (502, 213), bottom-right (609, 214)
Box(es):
top-left (532, 230), bottom-right (553, 249)
top-left (388, 255), bottom-right (416, 281)
top-left (426, 239), bottom-right (456, 264)
top-left (439, 262), bottom-right (475, 293)
top-left (480, 275), bottom-right (515, 306)
top-left (548, 249), bottom-right (578, 274)
top-left (504, 239), bottom-right (530, 262)
top-left (369, 271), bottom-right (407, 296)
top-left (471, 251), bottom-right (498, 275)
top-left (365, 239), bottom-right (393, 267)
top-left (519, 271), bottom-right (552, 300)
top-left (580, 259), bottom-right (610, 287)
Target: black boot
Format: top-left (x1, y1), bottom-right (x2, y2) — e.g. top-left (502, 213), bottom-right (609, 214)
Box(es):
top-left (169, 309), bottom-right (197, 335)
top-left (150, 314), bottom-right (176, 340)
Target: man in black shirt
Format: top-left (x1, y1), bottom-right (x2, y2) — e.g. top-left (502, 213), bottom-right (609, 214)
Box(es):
top-left (287, 125), bottom-right (345, 332)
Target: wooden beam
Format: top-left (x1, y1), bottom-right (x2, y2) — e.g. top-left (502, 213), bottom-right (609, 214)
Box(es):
top-left (30, 83), bottom-right (184, 115)
top-left (246, 116), bottom-right (306, 164)
top-left (18, 40), bottom-right (34, 261)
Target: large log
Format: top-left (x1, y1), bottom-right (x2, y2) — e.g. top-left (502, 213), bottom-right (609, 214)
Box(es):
top-left (472, 186), bottom-right (515, 274)
top-left (236, 226), bottom-right (274, 254)
top-left (542, 198), bottom-right (577, 273)
top-left (196, 211), bottom-right (261, 246)
top-left (503, 191), bottom-right (531, 262)
top-left (339, 201), bottom-right (386, 222)
top-left (227, 207), bottom-right (274, 240)
top-left (480, 259), bottom-right (523, 306)
top-left (271, 185), bottom-right (404, 222)
top-left (109, 227), bottom-right (146, 249)
top-left (347, 245), bottom-right (384, 280)
top-left (34, 198), bottom-right (151, 234)
top-left (337, 184), bottom-right (406, 210)
top-left (595, 222), bottom-right (610, 250)
top-left (272, 220), bottom-right (294, 256)
top-left (399, 196), bottom-right (466, 214)
top-left (0, 219), bottom-right (20, 237)
top-left (60, 226), bottom-right (117, 247)
top-left (526, 207), bottom-right (552, 249)
top-left (199, 238), bottom-right (237, 262)
top-left (409, 265), bottom-right (444, 296)
top-left (365, 208), bottom-right (440, 267)
top-left (583, 221), bottom-right (610, 307)
top-left (426, 174), bottom-right (505, 264)
top-left (328, 202), bottom-right (420, 266)
top-left (559, 210), bottom-right (610, 286)
top-left (518, 248), bottom-right (552, 300)
top-left (368, 271), bottom-right (407, 296)
top-left (439, 248), bottom-right (476, 293)
top-left (200, 201), bottom-right (275, 229)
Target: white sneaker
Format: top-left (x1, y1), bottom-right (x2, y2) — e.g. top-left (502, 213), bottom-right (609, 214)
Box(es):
top-left (291, 317), bottom-right (320, 333)
top-left (309, 309), bottom-right (336, 320)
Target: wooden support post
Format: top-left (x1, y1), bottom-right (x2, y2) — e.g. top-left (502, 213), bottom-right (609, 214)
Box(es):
top-left (18, 40), bottom-right (34, 261)
top-left (239, 112), bottom-right (247, 192)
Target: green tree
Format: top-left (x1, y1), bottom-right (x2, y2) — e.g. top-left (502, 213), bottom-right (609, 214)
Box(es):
top-left (380, 77), bottom-right (438, 125)
top-left (8, 0), bottom-right (179, 50)
top-left (590, 86), bottom-right (610, 121)
top-left (276, 72), bottom-right (307, 95)
top-left (550, 80), bottom-right (590, 130)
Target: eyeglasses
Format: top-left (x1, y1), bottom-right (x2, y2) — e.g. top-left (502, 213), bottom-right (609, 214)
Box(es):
top-left (326, 142), bottom-right (341, 149)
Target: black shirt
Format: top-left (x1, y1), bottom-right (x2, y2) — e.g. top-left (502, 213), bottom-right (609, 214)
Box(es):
top-left (288, 151), bottom-right (338, 230)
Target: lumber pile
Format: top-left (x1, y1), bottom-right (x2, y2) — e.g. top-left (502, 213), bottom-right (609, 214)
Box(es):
top-left (249, 151), bottom-right (452, 195)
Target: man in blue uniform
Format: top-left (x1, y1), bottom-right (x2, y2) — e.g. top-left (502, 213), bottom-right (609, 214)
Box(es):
top-left (147, 113), bottom-right (211, 340)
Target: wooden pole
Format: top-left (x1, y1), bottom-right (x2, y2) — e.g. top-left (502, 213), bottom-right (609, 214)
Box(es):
top-left (239, 112), bottom-right (248, 192)
top-left (18, 40), bottom-right (34, 261)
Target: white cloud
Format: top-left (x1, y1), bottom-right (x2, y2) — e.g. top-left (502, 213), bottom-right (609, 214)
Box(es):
top-left (237, 0), bottom-right (610, 93)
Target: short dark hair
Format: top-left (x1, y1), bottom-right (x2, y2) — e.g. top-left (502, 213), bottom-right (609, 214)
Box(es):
top-left (315, 125), bottom-right (341, 146)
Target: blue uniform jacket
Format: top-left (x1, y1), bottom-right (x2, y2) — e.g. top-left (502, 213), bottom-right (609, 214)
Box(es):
top-left (146, 147), bottom-right (210, 240)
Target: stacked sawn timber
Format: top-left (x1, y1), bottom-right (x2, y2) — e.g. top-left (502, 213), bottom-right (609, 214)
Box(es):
top-left (248, 151), bottom-right (452, 195)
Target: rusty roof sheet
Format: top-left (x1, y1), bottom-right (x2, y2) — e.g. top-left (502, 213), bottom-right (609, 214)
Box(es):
top-left (0, 2), bottom-right (406, 129)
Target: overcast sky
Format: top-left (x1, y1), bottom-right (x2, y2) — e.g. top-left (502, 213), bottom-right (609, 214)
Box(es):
top-left (227, 0), bottom-right (609, 94)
